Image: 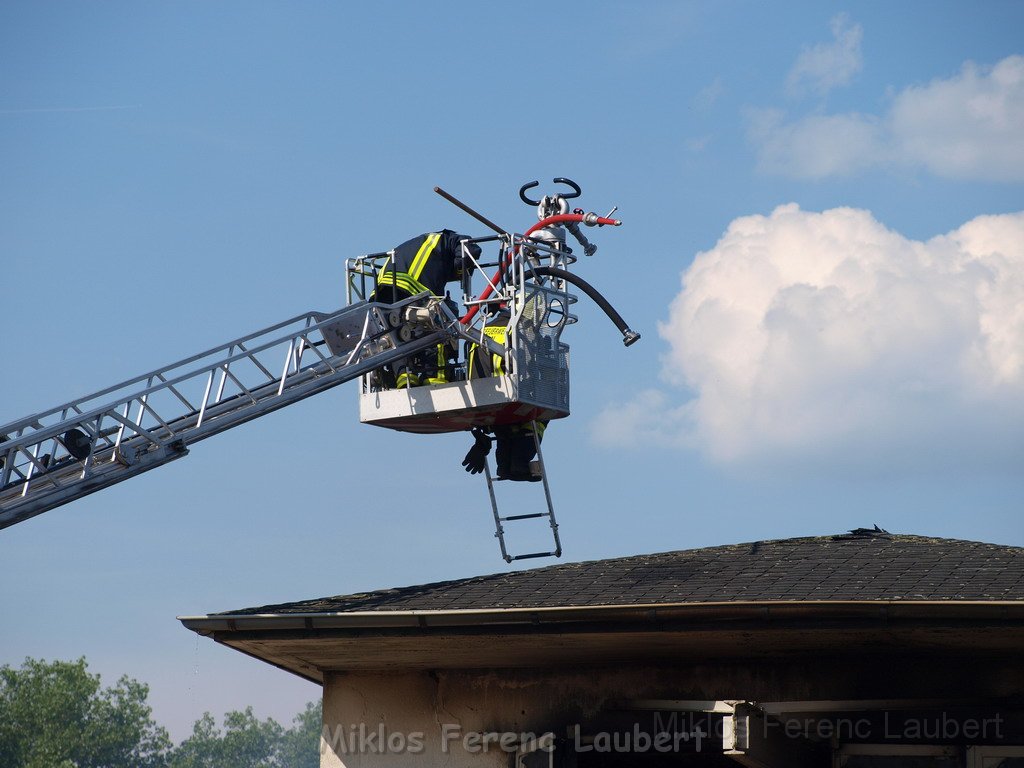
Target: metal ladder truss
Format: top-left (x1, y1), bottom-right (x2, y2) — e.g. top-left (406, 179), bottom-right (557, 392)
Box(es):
top-left (485, 423), bottom-right (562, 563)
top-left (0, 295), bottom-right (458, 530)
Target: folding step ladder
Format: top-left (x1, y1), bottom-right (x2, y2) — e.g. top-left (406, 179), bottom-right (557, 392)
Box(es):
top-left (484, 422), bottom-right (562, 562)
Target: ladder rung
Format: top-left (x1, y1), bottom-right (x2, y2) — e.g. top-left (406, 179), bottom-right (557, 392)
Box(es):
top-left (0, 298), bottom-right (453, 531)
top-left (501, 512), bottom-right (546, 521)
top-left (511, 551), bottom-right (559, 561)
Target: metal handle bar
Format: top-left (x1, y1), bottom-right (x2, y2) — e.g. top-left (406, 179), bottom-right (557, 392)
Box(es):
top-left (552, 177), bottom-right (581, 199)
top-left (519, 178), bottom-right (583, 206)
top-left (519, 180), bottom-right (541, 206)
top-left (459, 212), bottom-right (621, 326)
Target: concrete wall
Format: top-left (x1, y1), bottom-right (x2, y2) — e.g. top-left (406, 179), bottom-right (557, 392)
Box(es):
top-left (318, 658), bottom-right (1023, 767)
top-left (321, 667), bottom-right (636, 768)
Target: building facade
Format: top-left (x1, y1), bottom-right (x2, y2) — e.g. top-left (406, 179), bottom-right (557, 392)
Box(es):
top-left (181, 531), bottom-right (1024, 767)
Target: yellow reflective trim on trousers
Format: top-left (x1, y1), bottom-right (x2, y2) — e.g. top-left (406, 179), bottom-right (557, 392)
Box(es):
top-left (426, 343), bottom-right (448, 385)
top-left (513, 420), bottom-right (545, 438)
top-left (467, 345), bottom-right (504, 378)
top-left (407, 232), bottom-right (441, 283)
top-left (396, 372), bottom-right (420, 388)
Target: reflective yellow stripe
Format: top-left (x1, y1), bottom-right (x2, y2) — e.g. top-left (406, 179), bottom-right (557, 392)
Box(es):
top-left (513, 420), bottom-right (545, 438)
top-left (482, 324), bottom-right (506, 375)
top-left (375, 234), bottom-right (441, 297)
top-left (467, 344), bottom-right (504, 377)
top-left (408, 232), bottom-right (441, 282)
top-left (483, 325), bottom-right (507, 344)
top-left (398, 274), bottom-right (430, 294)
top-left (425, 343), bottom-right (448, 385)
top-left (376, 271), bottom-right (431, 296)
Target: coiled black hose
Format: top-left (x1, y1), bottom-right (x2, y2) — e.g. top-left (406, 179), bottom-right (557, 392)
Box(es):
top-left (523, 266), bottom-right (640, 347)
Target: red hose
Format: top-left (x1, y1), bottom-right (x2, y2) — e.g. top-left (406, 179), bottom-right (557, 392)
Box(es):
top-left (459, 212), bottom-right (620, 325)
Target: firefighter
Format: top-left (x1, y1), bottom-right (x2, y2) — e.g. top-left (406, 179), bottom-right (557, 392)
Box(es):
top-left (371, 230), bottom-right (480, 388)
top-left (461, 305), bottom-right (546, 482)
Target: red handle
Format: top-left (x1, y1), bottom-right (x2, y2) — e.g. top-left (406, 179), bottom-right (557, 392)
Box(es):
top-left (459, 213), bottom-right (620, 325)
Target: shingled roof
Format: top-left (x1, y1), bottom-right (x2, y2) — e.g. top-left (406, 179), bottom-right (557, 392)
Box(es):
top-left (220, 531), bottom-right (1024, 617)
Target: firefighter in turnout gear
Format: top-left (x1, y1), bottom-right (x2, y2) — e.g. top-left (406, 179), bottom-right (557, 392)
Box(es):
top-left (371, 230), bottom-right (480, 388)
top-left (460, 306), bottom-right (547, 482)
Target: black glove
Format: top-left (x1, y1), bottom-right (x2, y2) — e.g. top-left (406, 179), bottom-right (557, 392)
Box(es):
top-left (461, 429), bottom-right (492, 474)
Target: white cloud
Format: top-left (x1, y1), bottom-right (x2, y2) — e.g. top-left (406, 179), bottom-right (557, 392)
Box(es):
top-left (786, 13), bottom-right (863, 98)
top-left (751, 55), bottom-right (1024, 180)
top-left (593, 206), bottom-right (1024, 471)
top-left (890, 56), bottom-right (1024, 180)
top-left (746, 109), bottom-right (883, 177)
top-left (692, 77), bottom-right (724, 112)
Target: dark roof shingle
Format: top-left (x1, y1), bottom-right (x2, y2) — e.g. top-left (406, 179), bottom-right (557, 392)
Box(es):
top-left (221, 532), bottom-right (1024, 616)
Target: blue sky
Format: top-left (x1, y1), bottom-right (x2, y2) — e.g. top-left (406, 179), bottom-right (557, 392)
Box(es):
top-left (2, 1), bottom-right (1022, 741)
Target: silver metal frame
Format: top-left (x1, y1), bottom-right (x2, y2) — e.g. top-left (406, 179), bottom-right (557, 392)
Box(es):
top-left (1, 215), bottom-right (593, 565)
top-left (346, 231), bottom-right (578, 562)
top-left (0, 297), bottom-right (453, 530)
top-left (350, 235), bottom-right (576, 419)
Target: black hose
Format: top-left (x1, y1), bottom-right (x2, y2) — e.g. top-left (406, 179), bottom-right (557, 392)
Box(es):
top-left (523, 266), bottom-right (641, 347)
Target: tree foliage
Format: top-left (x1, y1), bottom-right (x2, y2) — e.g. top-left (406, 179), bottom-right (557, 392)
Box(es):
top-left (276, 702), bottom-right (322, 768)
top-left (0, 658), bottom-right (321, 768)
top-left (171, 708), bottom-right (281, 768)
top-left (0, 657), bottom-right (171, 768)
top-left (168, 701), bottom-right (321, 768)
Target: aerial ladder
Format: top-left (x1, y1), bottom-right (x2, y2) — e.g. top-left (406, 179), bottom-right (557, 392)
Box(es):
top-left (0, 180), bottom-right (639, 561)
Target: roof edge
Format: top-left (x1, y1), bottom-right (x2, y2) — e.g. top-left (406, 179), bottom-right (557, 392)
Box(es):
top-left (179, 598), bottom-right (1024, 635)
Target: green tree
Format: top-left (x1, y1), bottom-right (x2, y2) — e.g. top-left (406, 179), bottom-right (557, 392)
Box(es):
top-left (0, 656), bottom-right (322, 767)
top-left (276, 701), bottom-right (322, 768)
top-left (0, 657), bottom-right (171, 768)
top-left (168, 701), bottom-right (321, 768)
top-left (170, 707), bottom-right (283, 768)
